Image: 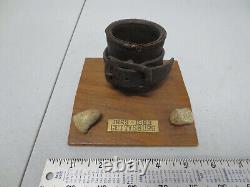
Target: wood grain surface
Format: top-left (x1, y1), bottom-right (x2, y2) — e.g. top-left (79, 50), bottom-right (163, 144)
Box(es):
top-left (68, 58), bottom-right (198, 146)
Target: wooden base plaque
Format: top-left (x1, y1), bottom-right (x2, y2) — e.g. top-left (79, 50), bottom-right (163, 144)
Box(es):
top-left (68, 58), bottom-right (198, 146)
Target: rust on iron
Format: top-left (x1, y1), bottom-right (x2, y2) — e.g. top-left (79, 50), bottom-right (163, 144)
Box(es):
top-left (103, 19), bottom-right (174, 92)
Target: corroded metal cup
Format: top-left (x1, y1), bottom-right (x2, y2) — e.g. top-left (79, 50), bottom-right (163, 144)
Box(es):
top-left (103, 19), bottom-right (174, 92)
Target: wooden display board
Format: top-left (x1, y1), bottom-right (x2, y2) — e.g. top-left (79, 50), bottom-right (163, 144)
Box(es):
top-left (68, 58), bottom-right (198, 146)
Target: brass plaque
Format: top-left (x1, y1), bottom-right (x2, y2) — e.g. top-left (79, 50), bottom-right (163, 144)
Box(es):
top-left (107, 119), bottom-right (159, 132)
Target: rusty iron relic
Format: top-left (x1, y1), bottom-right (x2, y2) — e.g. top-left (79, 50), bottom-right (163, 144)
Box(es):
top-left (103, 19), bottom-right (174, 92)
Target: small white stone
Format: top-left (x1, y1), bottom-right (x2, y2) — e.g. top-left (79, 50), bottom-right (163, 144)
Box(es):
top-left (73, 109), bottom-right (102, 133)
top-left (170, 108), bottom-right (194, 126)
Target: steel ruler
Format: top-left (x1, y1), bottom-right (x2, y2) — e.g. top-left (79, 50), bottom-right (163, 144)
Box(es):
top-left (39, 158), bottom-right (250, 187)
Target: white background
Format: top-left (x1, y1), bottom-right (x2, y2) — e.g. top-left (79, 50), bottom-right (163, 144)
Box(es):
top-left (0, 0), bottom-right (250, 186)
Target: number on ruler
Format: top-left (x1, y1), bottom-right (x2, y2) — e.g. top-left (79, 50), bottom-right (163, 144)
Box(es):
top-left (156, 162), bottom-right (161, 168)
top-left (99, 161), bottom-right (103, 168)
top-left (211, 161), bottom-right (216, 168)
top-left (183, 160), bottom-right (188, 168)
